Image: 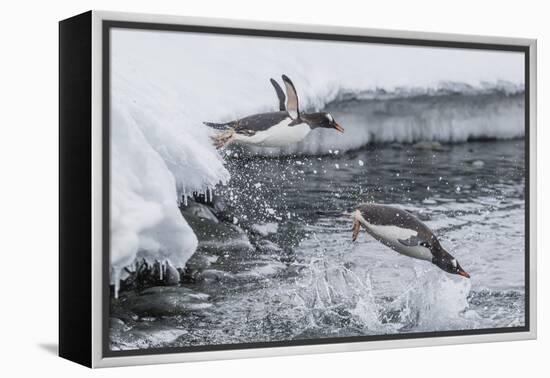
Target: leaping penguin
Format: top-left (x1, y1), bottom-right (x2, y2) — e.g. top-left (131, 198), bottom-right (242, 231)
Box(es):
top-left (204, 75), bottom-right (344, 148)
top-left (352, 203), bottom-right (470, 278)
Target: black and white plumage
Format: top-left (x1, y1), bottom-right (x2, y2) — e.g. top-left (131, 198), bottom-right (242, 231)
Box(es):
top-left (204, 75), bottom-right (344, 148)
top-left (352, 203), bottom-right (470, 278)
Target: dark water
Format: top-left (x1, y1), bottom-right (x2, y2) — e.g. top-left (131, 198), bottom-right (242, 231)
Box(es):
top-left (110, 139), bottom-right (525, 350)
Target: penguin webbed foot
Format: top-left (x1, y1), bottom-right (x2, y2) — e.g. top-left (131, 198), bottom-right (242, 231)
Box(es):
top-left (211, 129), bottom-right (235, 149)
top-left (352, 219), bottom-right (361, 242)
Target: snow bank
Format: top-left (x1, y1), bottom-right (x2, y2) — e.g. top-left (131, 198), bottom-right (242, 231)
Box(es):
top-left (276, 88), bottom-right (525, 155)
top-left (110, 105), bottom-right (199, 281)
top-left (110, 32), bottom-right (233, 286)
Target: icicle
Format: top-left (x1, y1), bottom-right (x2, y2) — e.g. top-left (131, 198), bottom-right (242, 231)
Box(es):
top-left (159, 260), bottom-right (164, 281)
top-left (183, 187), bottom-right (188, 206)
top-left (208, 187), bottom-right (213, 203)
top-left (113, 269), bottom-right (121, 299)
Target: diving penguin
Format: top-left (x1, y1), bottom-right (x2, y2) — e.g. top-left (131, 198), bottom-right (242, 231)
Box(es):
top-left (352, 203), bottom-right (470, 278)
top-left (204, 75), bottom-right (344, 148)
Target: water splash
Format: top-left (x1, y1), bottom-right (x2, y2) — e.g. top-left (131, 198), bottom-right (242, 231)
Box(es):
top-left (386, 271), bottom-right (472, 332)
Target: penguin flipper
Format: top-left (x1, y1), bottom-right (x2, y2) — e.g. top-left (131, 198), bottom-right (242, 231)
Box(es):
top-left (282, 74), bottom-right (300, 119)
top-left (398, 235), bottom-right (428, 247)
top-left (270, 78), bottom-right (286, 111)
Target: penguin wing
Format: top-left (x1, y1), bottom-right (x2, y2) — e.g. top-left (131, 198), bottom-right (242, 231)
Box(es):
top-left (233, 111), bottom-right (290, 135)
top-left (397, 234), bottom-right (430, 248)
top-left (270, 78), bottom-right (286, 111)
top-left (282, 74), bottom-right (300, 119)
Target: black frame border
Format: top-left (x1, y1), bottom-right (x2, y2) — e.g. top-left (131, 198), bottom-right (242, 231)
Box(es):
top-left (59, 11), bottom-right (93, 367)
top-left (101, 20), bottom-right (531, 359)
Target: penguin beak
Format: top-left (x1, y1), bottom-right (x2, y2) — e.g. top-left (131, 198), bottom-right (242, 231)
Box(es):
top-left (333, 122), bottom-right (344, 133)
top-left (457, 267), bottom-right (470, 279)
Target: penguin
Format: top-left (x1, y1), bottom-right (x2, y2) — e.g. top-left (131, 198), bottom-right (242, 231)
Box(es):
top-left (351, 203), bottom-right (470, 278)
top-left (204, 75), bottom-right (344, 149)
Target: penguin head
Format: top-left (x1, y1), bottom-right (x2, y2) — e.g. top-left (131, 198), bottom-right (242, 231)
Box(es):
top-left (304, 112), bottom-right (344, 133)
top-left (322, 113), bottom-right (344, 133)
top-left (432, 252), bottom-right (470, 278)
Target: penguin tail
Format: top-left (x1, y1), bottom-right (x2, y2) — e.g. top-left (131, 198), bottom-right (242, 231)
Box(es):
top-left (203, 121), bottom-right (235, 130)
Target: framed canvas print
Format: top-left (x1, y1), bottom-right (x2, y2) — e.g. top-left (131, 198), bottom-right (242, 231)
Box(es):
top-left (59, 10), bottom-right (537, 368)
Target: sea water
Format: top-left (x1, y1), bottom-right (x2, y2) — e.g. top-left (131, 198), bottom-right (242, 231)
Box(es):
top-left (111, 138), bottom-right (525, 349)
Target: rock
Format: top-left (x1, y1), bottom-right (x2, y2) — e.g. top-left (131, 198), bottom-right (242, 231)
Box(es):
top-left (110, 296), bottom-right (139, 323)
top-left (121, 286), bottom-right (211, 317)
top-left (422, 199), bottom-right (437, 205)
top-left (110, 317), bottom-right (128, 333)
top-left (119, 259), bottom-right (182, 292)
top-left (413, 141), bottom-right (446, 151)
top-left (179, 253), bottom-right (219, 283)
top-left (181, 199), bottom-right (219, 223)
top-left (211, 194), bottom-right (233, 222)
top-left (257, 239), bottom-right (283, 253)
top-left (181, 199), bottom-right (252, 250)
top-left (116, 192), bottom-right (258, 293)
top-left (163, 262), bottom-right (180, 286)
top-left (390, 143), bottom-right (403, 150)
top-left (198, 269), bottom-right (233, 282)
top-left (415, 212), bottom-right (431, 221)
top-left (119, 260), bottom-right (157, 292)
top-left (251, 222), bottom-right (279, 237)
top-left (236, 261), bottom-right (286, 279)
top-left (472, 160), bottom-right (485, 168)
top-left (404, 208), bottom-right (431, 221)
